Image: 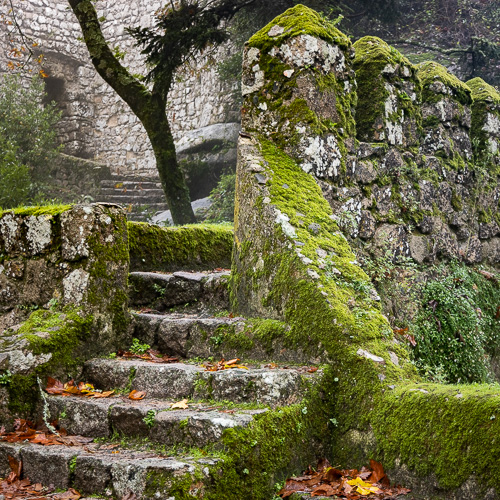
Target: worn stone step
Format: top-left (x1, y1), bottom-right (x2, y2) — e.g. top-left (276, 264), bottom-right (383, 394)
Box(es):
top-left (0, 440), bottom-right (218, 499)
top-left (43, 394), bottom-right (266, 446)
top-left (99, 189), bottom-right (166, 200)
top-left (100, 179), bottom-right (161, 189)
top-left (96, 194), bottom-right (167, 204)
top-left (129, 270), bottom-right (230, 311)
top-left (132, 313), bottom-right (328, 365)
top-left (81, 359), bottom-right (316, 406)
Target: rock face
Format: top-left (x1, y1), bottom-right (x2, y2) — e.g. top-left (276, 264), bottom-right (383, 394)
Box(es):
top-left (236, 24), bottom-right (500, 269)
top-left (0, 204), bottom-right (129, 415)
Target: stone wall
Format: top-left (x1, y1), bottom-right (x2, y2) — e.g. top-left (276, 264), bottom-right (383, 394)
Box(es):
top-left (232, 7), bottom-right (500, 497)
top-left (322, 37), bottom-right (500, 267)
top-left (0, 204), bottom-right (129, 381)
top-left (0, 0), bottom-right (238, 176)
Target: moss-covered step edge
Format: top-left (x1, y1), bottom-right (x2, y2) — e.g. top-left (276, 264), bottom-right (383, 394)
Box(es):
top-left (128, 222), bottom-right (233, 272)
top-left (0, 369), bottom-right (337, 499)
top-left (117, 371), bottom-right (337, 500)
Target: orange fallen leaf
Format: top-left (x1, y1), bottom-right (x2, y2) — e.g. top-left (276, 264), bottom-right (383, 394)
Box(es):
top-left (128, 390), bottom-right (146, 400)
top-left (171, 399), bottom-right (189, 409)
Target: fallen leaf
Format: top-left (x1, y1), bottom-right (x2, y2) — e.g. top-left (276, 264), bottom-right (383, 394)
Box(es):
top-left (45, 378), bottom-right (115, 399)
top-left (128, 390), bottom-right (146, 400)
top-left (369, 459), bottom-right (386, 483)
top-left (171, 399), bottom-right (189, 409)
top-left (203, 358), bottom-right (249, 372)
top-left (117, 349), bottom-right (179, 364)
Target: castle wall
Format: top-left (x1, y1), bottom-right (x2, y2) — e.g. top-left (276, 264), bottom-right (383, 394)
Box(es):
top-left (0, 0), bottom-right (238, 176)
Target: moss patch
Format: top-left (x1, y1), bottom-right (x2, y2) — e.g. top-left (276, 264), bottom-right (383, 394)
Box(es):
top-left (467, 77), bottom-right (500, 105)
top-left (5, 307), bottom-right (92, 416)
top-left (467, 77), bottom-right (500, 159)
top-left (353, 37), bottom-right (419, 142)
top-left (417, 61), bottom-right (472, 105)
top-left (128, 222), bottom-right (233, 272)
top-left (0, 204), bottom-right (72, 218)
top-left (247, 4), bottom-right (351, 53)
top-left (373, 383), bottom-right (500, 490)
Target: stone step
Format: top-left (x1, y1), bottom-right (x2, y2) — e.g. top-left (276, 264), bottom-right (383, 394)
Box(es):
top-left (100, 179), bottom-right (162, 189)
top-left (81, 359), bottom-right (316, 407)
top-left (129, 270), bottom-right (230, 311)
top-left (99, 188), bottom-right (166, 200)
top-left (96, 193), bottom-right (167, 203)
top-left (0, 440), bottom-right (218, 499)
top-left (132, 313), bottom-right (328, 365)
top-left (43, 394), bottom-right (266, 447)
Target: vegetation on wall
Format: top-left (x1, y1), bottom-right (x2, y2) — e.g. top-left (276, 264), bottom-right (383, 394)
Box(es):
top-left (205, 172), bottom-right (236, 223)
top-left (411, 263), bottom-right (500, 384)
top-left (0, 74), bottom-right (62, 208)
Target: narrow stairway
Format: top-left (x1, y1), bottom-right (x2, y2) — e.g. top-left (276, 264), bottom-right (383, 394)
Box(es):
top-left (97, 178), bottom-right (168, 221)
top-left (0, 269), bottom-right (323, 499)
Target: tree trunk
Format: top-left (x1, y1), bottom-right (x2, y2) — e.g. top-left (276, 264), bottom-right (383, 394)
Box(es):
top-left (142, 100), bottom-right (196, 224)
top-left (68, 0), bottom-right (196, 225)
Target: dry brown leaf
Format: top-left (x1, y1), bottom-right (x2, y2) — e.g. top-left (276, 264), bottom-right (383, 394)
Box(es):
top-left (45, 378), bottom-right (115, 399)
top-left (170, 399), bottom-right (189, 409)
top-left (117, 349), bottom-right (179, 364)
top-left (128, 390), bottom-right (146, 400)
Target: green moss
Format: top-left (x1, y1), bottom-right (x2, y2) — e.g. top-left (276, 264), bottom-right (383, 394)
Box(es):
top-left (233, 138), bottom-right (419, 445)
top-left (372, 383), bottom-right (500, 490)
top-left (213, 318), bottom-right (291, 356)
top-left (128, 222), bottom-right (233, 272)
top-left (417, 61), bottom-right (472, 105)
top-left (247, 4), bottom-right (350, 53)
top-left (19, 307), bottom-right (92, 367)
top-left (467, 77), bottom-right (500, 159)
top-left (467, 77), bottom-right (500, 105)
top-left (451, 190), bottom-right (463, 211)
top-left (85, 207), bottom-right (130, 344)
top-left (0, 204), bottom-right (72, 218)
top-left (353, 37), bottom-right (419, 142)
top-left (4, 307), bottom-right (93, 416)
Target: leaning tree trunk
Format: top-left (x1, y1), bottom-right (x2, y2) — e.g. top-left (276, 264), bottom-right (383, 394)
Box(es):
top-left (68, 0), bottom-right (196, 225)
top-left (142, 100), bottom-right (196, 224)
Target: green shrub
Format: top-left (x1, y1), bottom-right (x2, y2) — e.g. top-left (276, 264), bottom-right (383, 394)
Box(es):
top-left (205, 172), bottom-right (236, 223)
top-left (0, 73), bottom-right (62, 206)
top-left (411, 263), bottom-right (500, 383)
top-left (0, 134), bottom-right (31, 209)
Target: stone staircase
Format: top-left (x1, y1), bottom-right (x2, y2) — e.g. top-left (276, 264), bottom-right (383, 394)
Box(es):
top-left (97, 178), bottom-right (168, 222)
top-left (0, 269), bottom-right (323, 499)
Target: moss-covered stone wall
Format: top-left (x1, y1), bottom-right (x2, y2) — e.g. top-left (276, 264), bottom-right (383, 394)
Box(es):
top-left (232, 5), bottom-right (500, 498)
top-left (0, 203), bottom-right (129, 422)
